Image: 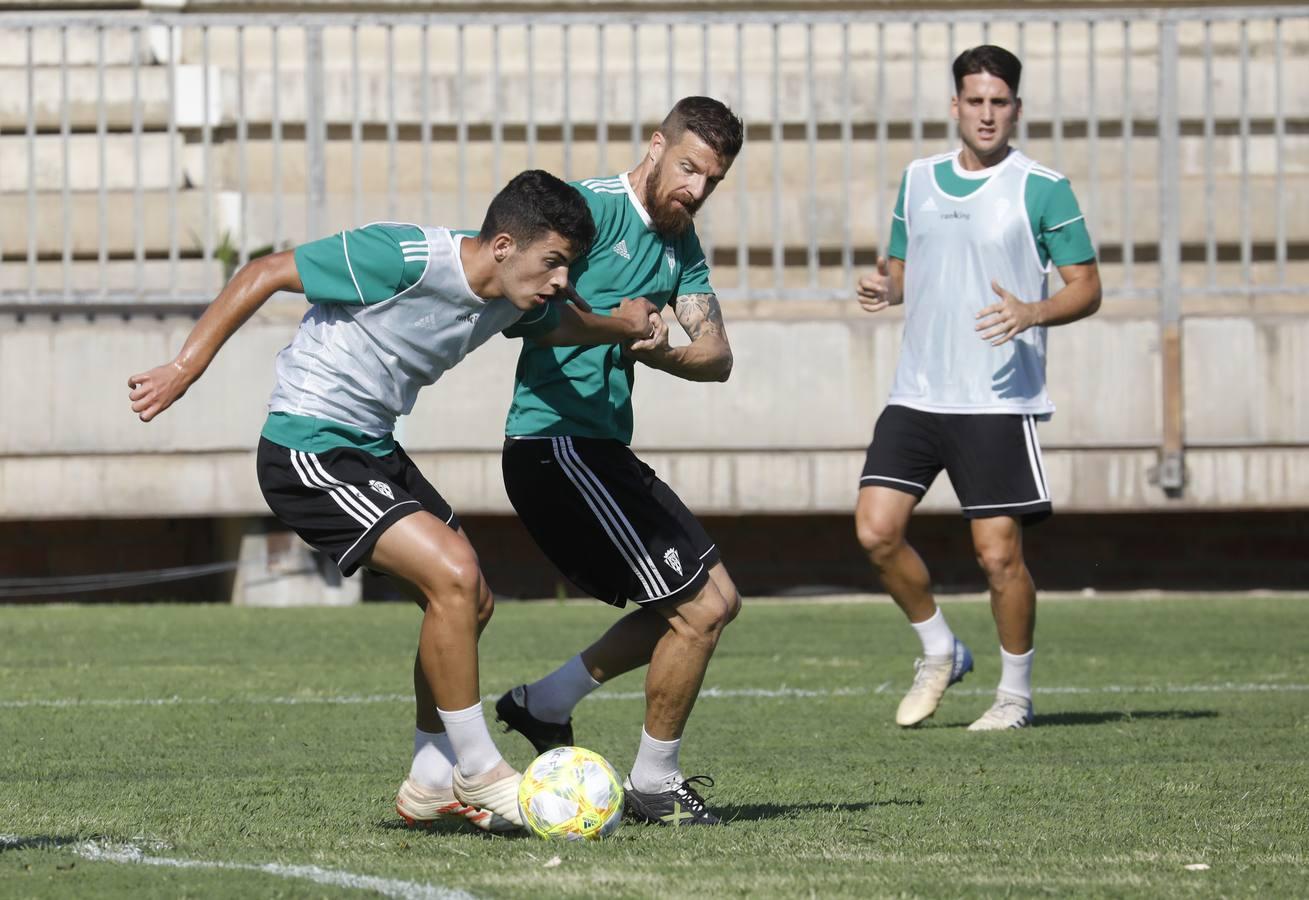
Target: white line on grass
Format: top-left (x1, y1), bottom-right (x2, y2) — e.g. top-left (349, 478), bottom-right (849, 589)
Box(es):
top-left (0, 836), bottom-right (473, 900)
top-left (2, 681), bottom-right (1308, 710)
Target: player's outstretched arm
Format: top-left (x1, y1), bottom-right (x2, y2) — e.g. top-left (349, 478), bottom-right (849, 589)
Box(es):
top-left (626, 292), bottom-right (733, 383)
top-left (128, 250), bottom-right (304, 422)
top-left (532, 296), bottom-right (663, 348)
top-left (976, 261), bottom-right (1102, 346)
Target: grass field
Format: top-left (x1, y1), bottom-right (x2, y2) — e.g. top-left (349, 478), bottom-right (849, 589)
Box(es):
top-left (1, 594), bottom-right (1307, 898)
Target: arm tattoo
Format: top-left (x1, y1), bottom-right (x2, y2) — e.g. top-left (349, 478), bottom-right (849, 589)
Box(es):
top-left (674, 292), bottom-right (725, 342)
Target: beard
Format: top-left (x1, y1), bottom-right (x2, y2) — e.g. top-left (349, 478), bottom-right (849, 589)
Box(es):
top-left (644, 165), bottom-right (700, 238)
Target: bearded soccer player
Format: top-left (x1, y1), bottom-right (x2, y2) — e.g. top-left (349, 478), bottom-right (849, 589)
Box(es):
top-left (854, 46), bottom-right (1101, 730)
top-left (127, 170), bottom-right (662, 831)
top-left (494, 97), bottom-right (744, 825)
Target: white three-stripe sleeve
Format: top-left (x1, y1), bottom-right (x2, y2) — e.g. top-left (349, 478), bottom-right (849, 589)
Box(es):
top-left (561, 438), bottom-right (670, 595)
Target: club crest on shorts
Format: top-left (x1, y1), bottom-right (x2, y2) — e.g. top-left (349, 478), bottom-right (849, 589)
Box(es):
top-left (368, 479), bottom-right (395, 501)
top-left (662, 547), bottom-right (683, 576)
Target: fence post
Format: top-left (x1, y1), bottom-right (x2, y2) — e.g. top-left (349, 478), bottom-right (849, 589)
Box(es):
top-left (304, 25), bottom-right (327, 241)
top-left (1154, 17), bottom-right (1185, 496)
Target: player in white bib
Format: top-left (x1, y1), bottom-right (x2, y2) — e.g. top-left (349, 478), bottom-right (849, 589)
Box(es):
top-left (854, 46), bottom-right (1102, 730)
top-left (127, 171), bottom-right (662, 831)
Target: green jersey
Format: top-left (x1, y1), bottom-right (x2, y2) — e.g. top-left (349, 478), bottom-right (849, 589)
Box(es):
top-left (504, 173), bottom-right (714, 444)
top-left (262, 223), bottom-right (560, 456)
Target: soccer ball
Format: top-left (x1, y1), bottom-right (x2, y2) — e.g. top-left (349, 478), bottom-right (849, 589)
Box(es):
top-left (517, 746), bottom-right (625, 841)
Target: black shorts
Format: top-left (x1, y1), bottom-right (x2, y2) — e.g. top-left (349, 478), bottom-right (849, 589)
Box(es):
top-left (859, 404), bottom-right (1052, 524)
top-left (256, 437), bottom-right (460, 576)
top-left (502, 436), bottom-right (719, 608)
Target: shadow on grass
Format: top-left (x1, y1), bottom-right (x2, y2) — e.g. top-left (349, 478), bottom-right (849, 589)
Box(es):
top-left (376, 819), bottom-right (530, 840)
top-left (720, 798), bottom-right (921, 822)
top-left (1036, 709), bottom-right (1220, 727)
top-left (0, 835), bottom-right (82, 853)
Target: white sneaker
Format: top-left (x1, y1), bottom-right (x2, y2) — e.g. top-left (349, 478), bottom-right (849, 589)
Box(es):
top-left (895, 638), bottom-right (974, 727)
top-left (452, 762), bottom-right (524, 831)
top-left (967, 690), bottom-right (1034, 731)
top-left (394, 777), bottom-right (517, 833)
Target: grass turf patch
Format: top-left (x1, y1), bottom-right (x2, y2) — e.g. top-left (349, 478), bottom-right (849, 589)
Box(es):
top-left (1, 595), bottom-right (1306, 898)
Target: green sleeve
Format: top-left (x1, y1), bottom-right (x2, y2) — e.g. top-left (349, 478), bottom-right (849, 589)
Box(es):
top-left (675, 228), bottom-right (714, 297)
top-left (1031, 178), bottom-right (1097, 268)
top-left (502, 300), bottom-right (562, 339)
top-left (886, 173), bottom-right (909, 261)
top-left (293, 223), bottom-right (427, 304)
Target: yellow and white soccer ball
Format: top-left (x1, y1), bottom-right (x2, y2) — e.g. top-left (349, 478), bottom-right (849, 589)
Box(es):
top-left (517, 746), bottom-right (624, 841)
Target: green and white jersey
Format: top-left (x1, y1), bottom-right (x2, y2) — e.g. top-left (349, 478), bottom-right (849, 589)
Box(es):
top-left (886, 149), bottom-right (1096, 417)
top-left (262, 223), bottom-right (559, 455)
top-left (504, 172), bottom-right (714, 444)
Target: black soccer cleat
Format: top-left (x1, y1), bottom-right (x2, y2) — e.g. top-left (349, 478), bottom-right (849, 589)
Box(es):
top-left (494, 685), bottom-right (575, 755)
top-left (623, 775), bottom-right (724, 826)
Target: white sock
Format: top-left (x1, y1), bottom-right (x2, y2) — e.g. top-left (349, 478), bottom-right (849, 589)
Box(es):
top-left (408, 728), bottom-right (457, 791)
top-left (437, 702), bottom-right (504, 778)
top-left (526, 654), bottom-right (601, 725)
top-left (628, 728), bottom-right (683, 794)
top-left (998, 647), bottom-right (1035, 700)
top-left (910, 608), bottom-right (956, 657)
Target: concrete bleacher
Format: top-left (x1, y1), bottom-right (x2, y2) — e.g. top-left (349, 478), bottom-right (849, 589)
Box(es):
top-left (2, 13), bottom-right (1304, 300)
top-left (1, 6), bottom-right (1306, 603)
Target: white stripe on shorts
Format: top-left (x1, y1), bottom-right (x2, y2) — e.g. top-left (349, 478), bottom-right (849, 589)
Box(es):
top-left (303, 452), bottom-right (386, 520)
top-left (562, 437), bottom-right (671, 596)
top-left (288, 450), bottom-right (376, 529)
top-left (1021, 416), bottom-right (1050, 501)
top-left (549, 437), bottom-right (667, 600)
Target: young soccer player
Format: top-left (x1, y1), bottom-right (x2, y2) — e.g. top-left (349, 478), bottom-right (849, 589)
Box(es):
top-left (127, 170), bottom-right (662, 830)
top-left (855, 46), bottom-right (1102, 730)
top-left (494, 97), bottom-right (744, 825)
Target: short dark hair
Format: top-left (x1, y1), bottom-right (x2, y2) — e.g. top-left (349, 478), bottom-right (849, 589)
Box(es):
top-left (953, 45), bottom-right (1022, 97)
top-left (658, 96), bottom-right (744, 161)
top-left (479, 169), bottom-right (596, 257)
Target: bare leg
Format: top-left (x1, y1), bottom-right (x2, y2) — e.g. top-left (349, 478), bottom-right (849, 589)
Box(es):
top-left (642, 577), bottom-right (735, 741)
top-left (580, 563), bottom-right (742, 684)
top-left (855, 486), bottom-right (935, 623)
top-left (970, 516), bottom-right (1035, 653)
top-left (367, 513), bottom-right (488, 711)
top-left (410, 526), bottom-right (495, 733)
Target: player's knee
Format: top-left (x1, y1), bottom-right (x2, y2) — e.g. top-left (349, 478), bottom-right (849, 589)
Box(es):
top-left (855, 514), bottom-right (903, 563)
top-left (709, 570), bottom-right (743, 625)
top-left (476, 580), bottom-right (495, 630)
top-left (416, 550), bottom-right (484, 612)
top-left (668, 584), bottom-right (732, 645)
top-left (722, 586), bottom-right (742, 624)
top-left (975, 539), bottom-right (1023, 581)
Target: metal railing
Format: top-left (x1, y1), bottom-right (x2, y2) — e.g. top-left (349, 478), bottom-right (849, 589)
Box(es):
top-left (0, 6), bottom-right (1305, 308)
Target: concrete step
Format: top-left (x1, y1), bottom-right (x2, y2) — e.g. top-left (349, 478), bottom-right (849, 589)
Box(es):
top-left (0, 24), bottom-right (162, 67)
top-left (0, 133), bottom-right (185, 192)
top-left (2, 45), bottom-right (1297, 134)
top-left (0, 259), bottom-right (221, 297)
top-left (0, 190), bottom-right (209, 259)
top-left (3, 167), bottom-right (1299, 261)
top-left (0, 64), bottom-right (177, 131)
top-left (178, 132), bottom-right (1307, 197)
top-left (190, 55), bottom-right (1304, 129)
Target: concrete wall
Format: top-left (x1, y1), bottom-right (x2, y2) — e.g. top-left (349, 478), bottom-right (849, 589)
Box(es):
top-left (3, 305), bottom-right (1306, 519)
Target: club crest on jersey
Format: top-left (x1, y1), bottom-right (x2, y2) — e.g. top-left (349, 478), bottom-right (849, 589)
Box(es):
top-left (368, 480), bottom-right (395, 500)
top-left (662, 548), bottom-right (683, 576)
top-left (664, 244), bottom-right (677, 272)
